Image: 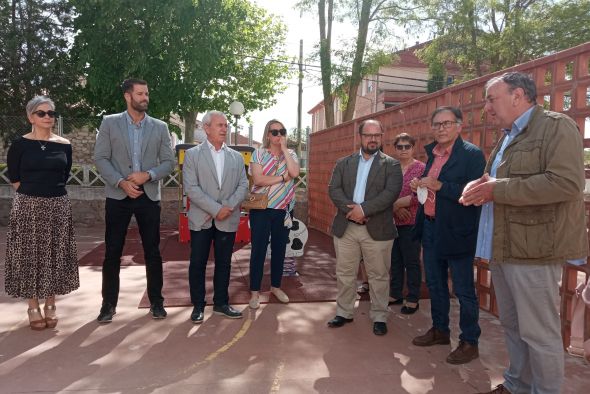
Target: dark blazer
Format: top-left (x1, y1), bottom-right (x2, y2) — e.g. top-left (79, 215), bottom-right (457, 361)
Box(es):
top-left (329, 150), bottom-right (402, 241)
top-left (414, 137), bottom-right (485, 258)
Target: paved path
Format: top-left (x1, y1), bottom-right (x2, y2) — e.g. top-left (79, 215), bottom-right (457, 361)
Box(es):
top-left (0, 225), bottom-right (587, 393)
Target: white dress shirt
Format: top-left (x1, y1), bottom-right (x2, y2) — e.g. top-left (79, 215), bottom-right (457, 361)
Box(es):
top-left (206, 140), bottom-right (225, 186)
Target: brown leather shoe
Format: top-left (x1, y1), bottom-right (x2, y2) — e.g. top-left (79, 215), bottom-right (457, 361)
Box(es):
top-left (446, 340), bottom-right (479, 364)
top-left (477, 384), bottom-right (511, 394)
top-left (412, 327), bottom-right (450, 346)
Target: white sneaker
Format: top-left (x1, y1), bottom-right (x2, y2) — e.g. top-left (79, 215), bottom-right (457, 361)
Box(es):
top-left (249, 297), bottom-right (260, 309)
top-left (271, 287), bottom-right (289, 303)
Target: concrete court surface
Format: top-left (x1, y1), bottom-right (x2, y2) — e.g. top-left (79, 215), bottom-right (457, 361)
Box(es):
top-left (0, 225), bottom-right (588, 394)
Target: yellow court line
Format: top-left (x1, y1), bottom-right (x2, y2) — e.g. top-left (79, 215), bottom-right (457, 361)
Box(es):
top-left (137, 316), bottom-right (253, 390)
top-left (269, 360), bottom-right (285, 393)
top-left (200, 317), bottom-right (253, 364)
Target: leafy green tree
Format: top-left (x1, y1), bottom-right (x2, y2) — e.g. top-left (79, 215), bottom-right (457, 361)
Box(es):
top-left (71, 0), bottom-right (290, 142)
top-left (298, 0), bottom-right (406, 127)
top-left (427, 59), bottom-right (445, 93)
top-left (414, 0), bottom-right (590, 79)
top-left (528, 0), bottom-right (590, 55)
top-left (0, 0), bottom-right (83, 138)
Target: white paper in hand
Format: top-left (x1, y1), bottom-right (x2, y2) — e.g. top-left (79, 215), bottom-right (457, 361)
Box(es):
top-left (417, 186), bottom-right (428, 205)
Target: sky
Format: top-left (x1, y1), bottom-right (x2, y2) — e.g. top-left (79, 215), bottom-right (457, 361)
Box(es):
top-left (244, 0), bottom-right (324, 142)
top-left (244, 0), bottom-right (425, 143)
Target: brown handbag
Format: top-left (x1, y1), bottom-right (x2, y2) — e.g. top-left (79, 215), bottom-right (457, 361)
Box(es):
top-left (242, 156), bottom-right (279, 211)
top-left (242, 191), bottom-right (269, 210)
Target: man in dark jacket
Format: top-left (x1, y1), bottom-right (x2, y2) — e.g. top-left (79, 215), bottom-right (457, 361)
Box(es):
top-left (327, 119), bottom-right (402, 336)
top-left (410, 106), bottom-right (485, 364)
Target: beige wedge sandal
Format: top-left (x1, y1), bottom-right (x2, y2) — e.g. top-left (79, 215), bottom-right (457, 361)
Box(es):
top-left (28, 308), bottom-right (47, 331)
top-left (44, 305), bottom-right (58, 329)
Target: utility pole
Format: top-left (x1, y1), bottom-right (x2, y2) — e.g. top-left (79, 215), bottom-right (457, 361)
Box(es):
top-left (297, 39), bottom-right (303, 158)
top-left (374, 72), bottom-right (379, 113)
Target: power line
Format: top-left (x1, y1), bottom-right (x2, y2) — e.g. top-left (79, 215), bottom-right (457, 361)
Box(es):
top-left (238, 54), bottom-right (432, 83)
top-left (292, 66), bottom-right (429, 90)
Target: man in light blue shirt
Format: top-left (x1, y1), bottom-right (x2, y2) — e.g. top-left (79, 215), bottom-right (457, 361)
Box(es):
top-left (461, 72), bottom-right (587, 394)
top-left (474, 105), bottom-right (533, 261)
top-left (94, 78), bottom-right (175, 323)
top-left (328, 119), bottom-right (402, 336)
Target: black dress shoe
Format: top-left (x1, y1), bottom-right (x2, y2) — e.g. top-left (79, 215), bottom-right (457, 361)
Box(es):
top-left (191, 307), bottom-right (204, 324)
top-left (327, 315), bottom-right (353, 328)
top-left (401, 303), bottom-right (419, 315)
top-left (97, 303), bottom-right (116, 324)
top-left (373, 322), bottom-right (388, 336)
top-left (388, 298), bottom-right (403, 306)
top-left (213, 304), bottom-right (243, 319)
top-left (150, 302), bottom-right (168, 319)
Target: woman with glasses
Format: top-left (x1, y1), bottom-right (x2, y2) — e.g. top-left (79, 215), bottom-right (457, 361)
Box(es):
top-left (247, 119), bottom-right (300, 309)
top-left (5, 96), bottom-right (79, 330)
top-left (390, 133), bottom-right (425, 314)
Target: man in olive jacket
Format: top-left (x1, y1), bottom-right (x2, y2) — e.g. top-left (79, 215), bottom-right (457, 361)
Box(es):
top-left (461, 72), bottom-right (587, 394)
top-left (328, 119), bottom-right (402, 336)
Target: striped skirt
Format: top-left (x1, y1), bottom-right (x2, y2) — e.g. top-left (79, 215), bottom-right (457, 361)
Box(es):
top-left (5, 193), bottom-right (79, 299)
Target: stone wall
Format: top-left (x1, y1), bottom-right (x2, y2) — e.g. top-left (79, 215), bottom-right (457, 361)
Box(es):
top-left (68, 126), bottom-right (98, 164)
top-left (0, 186), bottom-right (179, 227)
top-left (0, 126), bottom-right (98, 164)
top-left (0, 185), bottom-right (308, 228)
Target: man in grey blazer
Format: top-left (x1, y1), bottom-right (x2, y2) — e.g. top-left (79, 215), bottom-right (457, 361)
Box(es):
top-left (328, 119), bottom-right (402, 335)
top-left (182, 111), bottom-right (249, 323)
top-left (94, 78), bottom-right (175, 323)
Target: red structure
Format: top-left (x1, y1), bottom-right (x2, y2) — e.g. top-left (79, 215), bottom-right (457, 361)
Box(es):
top-left (307, 42), bottom-right (590, 348)
top-left (176, 144), bottom-right (254, 244)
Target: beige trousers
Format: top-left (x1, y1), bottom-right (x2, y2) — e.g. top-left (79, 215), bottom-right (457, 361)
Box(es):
top-left (333, 223), bottom-right (394, 322)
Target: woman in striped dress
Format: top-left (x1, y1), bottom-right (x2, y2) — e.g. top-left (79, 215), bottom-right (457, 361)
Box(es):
top-left (247, 119), bottom-right (300, 309)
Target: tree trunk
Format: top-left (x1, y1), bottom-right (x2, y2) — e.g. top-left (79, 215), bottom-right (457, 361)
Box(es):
top-left (184, 111), bottom-right (197, 143)
top-left (468, 4), bottom-right (483, 77)
top-left (342, 0), bottom-right (372, 122)
top-left (318, 0), bottom-right (335, 128)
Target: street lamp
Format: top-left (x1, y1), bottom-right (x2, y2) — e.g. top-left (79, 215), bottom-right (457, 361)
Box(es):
top-left (229, 101), bottom-right (244, 145)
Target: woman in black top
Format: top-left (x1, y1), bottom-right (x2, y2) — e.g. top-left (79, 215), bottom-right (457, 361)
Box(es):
top-left (5, 96), bottom-right (79, 330)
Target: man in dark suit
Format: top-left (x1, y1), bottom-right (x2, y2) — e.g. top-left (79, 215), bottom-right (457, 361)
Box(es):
top-left (327, 119), bottom-right (402, 336)
top-left (410, 106), bottom-right (485, 364)
top-left (182, 111), bottom-right (249, 323)
top-left (94, 78), bottom-right (175, 323)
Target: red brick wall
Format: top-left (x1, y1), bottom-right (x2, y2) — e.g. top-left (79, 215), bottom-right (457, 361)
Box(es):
top-left (308, 42), bottom-right (590, 234)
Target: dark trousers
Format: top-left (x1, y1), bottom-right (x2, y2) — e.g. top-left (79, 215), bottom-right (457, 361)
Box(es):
top-left (102, 195), bottom-right (163, 307)
top-left (422, 219), bottom-right (481, 345)
top-left (249, 208), bottom-right (290, 291)
top-left (188, 222), bottom-right (236, 308)
top-left (390, 225), bottom-right (422, 303)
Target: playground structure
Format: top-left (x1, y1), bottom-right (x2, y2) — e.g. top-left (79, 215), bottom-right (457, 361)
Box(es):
top-left (175, 144), bottom-right (255, 244)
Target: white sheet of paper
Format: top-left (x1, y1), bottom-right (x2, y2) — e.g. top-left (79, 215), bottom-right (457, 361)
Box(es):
top-left (417, 186), bottom-right (428, 205)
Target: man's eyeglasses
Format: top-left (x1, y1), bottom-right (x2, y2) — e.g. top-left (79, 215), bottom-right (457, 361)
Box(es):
top-left (431, 120), bottom-right (459, 130)
top-left (270, 128), bottom-right (287, 136)
top-left (361, 133), bottom-right (383, 140)
top-left (33, 110), bottom-right (58, 118)
top-left (395, 144), bottom-right (413, 151)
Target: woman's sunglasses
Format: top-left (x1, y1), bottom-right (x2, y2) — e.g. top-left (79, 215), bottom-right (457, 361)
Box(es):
top-left (33, 110), bottom-right (58, 118)
top-left (270, 128), bottom-right (287, 137)
top-left (395, 144), bottom-right (413, 151)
